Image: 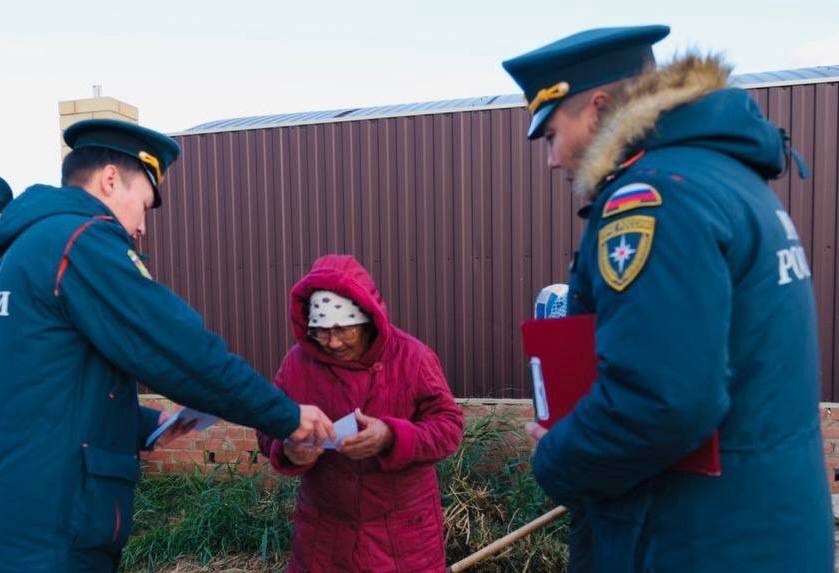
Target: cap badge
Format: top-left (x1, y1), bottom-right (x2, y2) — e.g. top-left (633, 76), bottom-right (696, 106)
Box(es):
top-left (528, 81), bottom-right (570, 114)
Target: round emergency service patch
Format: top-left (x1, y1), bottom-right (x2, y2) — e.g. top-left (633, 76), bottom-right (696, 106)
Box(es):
top-left (598, 215), bottom-right (655, 292)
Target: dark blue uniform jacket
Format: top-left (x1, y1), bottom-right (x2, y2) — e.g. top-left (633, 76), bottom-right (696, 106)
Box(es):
top-left (0, 185), bottom-right (300, 572)
top-left (534, 69), bottom-right (834, 572)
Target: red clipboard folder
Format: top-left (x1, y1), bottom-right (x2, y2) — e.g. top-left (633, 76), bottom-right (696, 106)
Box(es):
top-left (522, 314), bottom-right (721, 477)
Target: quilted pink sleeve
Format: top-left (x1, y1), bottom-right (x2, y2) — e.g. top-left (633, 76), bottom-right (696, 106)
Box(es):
top-left (378, 351), bottom-right (464, 472)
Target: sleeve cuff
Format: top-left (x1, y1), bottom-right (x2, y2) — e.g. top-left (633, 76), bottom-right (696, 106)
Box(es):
top-left (377, 416), bottom-right (418, 472)
top-left (268, 439), bottom-right (313, 476)
top-left (267, 401), bottom-right (301, 441)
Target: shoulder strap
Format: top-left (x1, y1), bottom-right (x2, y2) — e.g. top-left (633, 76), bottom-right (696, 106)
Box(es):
top-left (53, 215), bottom-right (114, 296)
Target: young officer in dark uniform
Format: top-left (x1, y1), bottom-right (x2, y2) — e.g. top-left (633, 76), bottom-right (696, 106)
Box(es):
top-left (0, 119), bottom-right (334, 573)
top-left (503, 25), bottom-right (833, 572)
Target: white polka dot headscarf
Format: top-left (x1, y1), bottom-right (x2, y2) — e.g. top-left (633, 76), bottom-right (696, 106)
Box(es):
top-left (308, 290), bottom-right (371, 328)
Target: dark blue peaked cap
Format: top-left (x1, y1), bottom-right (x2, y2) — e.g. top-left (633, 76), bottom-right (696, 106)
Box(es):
top-left (63, 119), bottom-right (180, 208)
top-left (503, 25), bottom-right (670, 139)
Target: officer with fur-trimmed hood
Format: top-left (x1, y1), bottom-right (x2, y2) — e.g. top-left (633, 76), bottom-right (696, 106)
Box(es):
top-left (504, 26), bottom-right (833, 572)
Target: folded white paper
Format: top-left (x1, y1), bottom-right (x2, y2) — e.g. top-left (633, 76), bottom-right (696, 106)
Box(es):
top-left (322, 411), bottom-right (360, 449)
top-left (145, 407), bottom-right (219, 448)
top-left (287, 411), bottom-right (359, 450)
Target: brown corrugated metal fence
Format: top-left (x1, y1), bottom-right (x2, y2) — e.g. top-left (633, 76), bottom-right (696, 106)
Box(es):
top-left (753, 83), bottom-right (839, 401)
top-left (142, 82), bottom-right (839, 400)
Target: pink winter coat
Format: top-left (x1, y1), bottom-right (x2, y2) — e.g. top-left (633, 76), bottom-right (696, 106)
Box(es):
top-left (257, 255), bottom-right (464, 573)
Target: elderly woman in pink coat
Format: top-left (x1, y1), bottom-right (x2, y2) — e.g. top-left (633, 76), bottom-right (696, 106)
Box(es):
top-left (258, 254), bottom-right (463, 572)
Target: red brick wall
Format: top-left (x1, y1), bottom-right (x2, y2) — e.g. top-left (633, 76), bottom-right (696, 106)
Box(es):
top-left (139, 395), bottom-right (839, 492)
top-left (140, 396), bottom-right (267, 476)
top-left (821, 403), bottom-right (839, 491)
top-left (138, 396), bottom-right (533, 476)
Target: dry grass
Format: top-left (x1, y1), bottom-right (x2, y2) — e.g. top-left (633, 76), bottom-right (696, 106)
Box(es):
top-left (438, 413), bottom-right (569, 572)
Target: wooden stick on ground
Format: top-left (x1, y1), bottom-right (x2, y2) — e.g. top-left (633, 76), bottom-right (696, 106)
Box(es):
top-left (446, 506), bottom-right (568, 573)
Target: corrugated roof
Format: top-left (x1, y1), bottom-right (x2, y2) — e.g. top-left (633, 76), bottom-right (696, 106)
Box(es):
top-left (731, 65), bottom-right (839, 88)
top-left (179, 66), bottom-right (839, 136)
top-left (179, 94), bottom-right (524, 135)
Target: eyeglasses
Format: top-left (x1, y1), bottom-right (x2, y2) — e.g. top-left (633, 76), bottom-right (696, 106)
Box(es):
top-left (138, 150), bottom-right (164, 187)
top-left (307, 324), bottom-right (364, 344)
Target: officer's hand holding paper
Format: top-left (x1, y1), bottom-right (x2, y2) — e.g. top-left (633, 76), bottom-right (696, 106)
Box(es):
top-left (146, 407), bottom-right (219, 448)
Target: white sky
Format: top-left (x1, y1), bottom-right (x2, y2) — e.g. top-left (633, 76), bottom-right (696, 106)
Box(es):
top-left (1, 0), bottom-right (837, 192)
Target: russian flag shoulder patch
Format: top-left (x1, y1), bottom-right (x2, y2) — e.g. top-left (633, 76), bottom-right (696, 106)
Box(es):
top-left (602, 182), bottom-right (662, 218)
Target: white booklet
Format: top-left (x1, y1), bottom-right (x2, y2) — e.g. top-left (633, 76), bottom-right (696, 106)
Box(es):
top-left (145, 407), bottom-right (219, 448)
top-left (323, 411), bottom-right (360, 449)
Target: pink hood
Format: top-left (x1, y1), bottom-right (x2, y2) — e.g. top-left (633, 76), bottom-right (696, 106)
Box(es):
top-left (289, 254), bottom-right (392, 368)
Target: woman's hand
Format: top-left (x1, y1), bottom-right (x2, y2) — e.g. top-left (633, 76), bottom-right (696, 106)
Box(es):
top-left (339, 409), bottom-right (394, 460)
top-left (283, 440), bottom-right (324, 466)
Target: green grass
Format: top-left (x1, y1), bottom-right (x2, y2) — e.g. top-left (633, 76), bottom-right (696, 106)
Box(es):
top-left (122, 467), bottom-right (297, 571)
top-left (121, 413), bottom-right (569, 572)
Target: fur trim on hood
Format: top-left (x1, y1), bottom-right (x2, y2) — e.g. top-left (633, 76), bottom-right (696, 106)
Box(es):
top-left (573, 55), bottom-right (731, 198)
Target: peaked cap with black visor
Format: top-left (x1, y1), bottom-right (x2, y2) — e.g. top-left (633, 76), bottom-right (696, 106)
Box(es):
top-left (503, 25), bottom-right (670, 140)
top-left (63, 119), bottom-right (181, 208)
